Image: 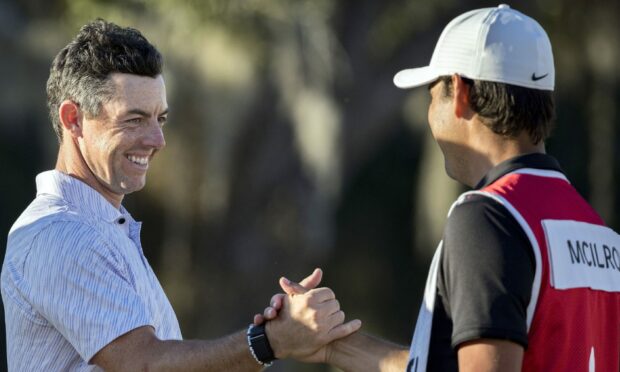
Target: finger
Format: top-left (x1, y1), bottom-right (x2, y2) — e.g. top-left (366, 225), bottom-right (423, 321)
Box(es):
top-left (327, 319), bottom-right (362, 342)
top-left (253, 313), bottom-right (264, 325)
top-left (306, 287), bottom-right (336, 304)
top-left (270, 293), bottom-right (285, 310)
top-left (279, 277), bottom-right (309, 296)
top-left (299, 268), bottom-right (323, 289)
top-left (328, 310), bottom-right (346, 327)
top-left (315, 298), bottom-right (340, 318)
top-left (263, 306), bottom-right (278, 320)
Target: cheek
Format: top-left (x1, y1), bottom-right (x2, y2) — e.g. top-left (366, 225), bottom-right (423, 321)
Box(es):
top-left (427, 106), bottom-right (433, 128)
top-left (82, 123), bottom-right (108, 151)
top-left (429, 100), bottom-right (454, 136)
top-left (89, 136), bottom-right (114, 161)
top-left (427, 102), bottom-right (436, 129)
top-left (99, 129), bottom-right (128, 152)
top-left (427, 103), bottom-right (444, 138)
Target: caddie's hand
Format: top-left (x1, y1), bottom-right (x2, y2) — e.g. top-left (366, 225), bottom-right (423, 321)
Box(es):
top-left (253, 268), bottom-right (323, 325)
top-left (264, 275), bottom-right (362, 363)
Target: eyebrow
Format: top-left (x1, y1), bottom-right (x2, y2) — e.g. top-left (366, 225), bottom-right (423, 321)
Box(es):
top-left (125, 108), bottom-right (169, 117)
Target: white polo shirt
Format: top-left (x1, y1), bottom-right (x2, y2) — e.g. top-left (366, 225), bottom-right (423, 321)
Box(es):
top-left (2, 170), bottom-right (182, 371)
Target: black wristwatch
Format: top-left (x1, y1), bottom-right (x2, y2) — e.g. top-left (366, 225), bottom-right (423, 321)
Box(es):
top-left (247, 324), bottom-right (277, 366)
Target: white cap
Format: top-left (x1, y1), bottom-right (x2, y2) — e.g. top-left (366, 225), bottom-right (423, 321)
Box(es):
top-left (394, 4), bottom-right (554, 91)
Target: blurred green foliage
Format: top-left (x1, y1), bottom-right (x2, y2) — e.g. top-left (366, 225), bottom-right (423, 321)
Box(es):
top-left (0, 0), bottom-right (618, 370)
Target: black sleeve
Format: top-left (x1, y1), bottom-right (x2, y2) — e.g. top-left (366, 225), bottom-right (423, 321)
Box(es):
top-left (438, 194), bottom-right (535, 349)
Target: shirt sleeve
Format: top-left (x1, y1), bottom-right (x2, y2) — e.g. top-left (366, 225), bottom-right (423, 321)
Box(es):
top-left (439, 194), bottom-right (535, 349)
top-left (23, 221), bottom-right (153, 363)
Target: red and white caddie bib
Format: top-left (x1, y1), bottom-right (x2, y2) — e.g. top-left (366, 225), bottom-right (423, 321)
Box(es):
top-left (408, 168), bottom-right (620, 371)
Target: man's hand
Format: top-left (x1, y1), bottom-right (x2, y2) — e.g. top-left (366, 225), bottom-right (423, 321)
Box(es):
top-left (253, 268), bottom-right (323, 325)
top-left (261, 270), bottom-right (362, 363)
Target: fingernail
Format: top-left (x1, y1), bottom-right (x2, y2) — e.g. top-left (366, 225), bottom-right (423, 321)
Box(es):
top-left (282, 277), bottom-right (290, 285)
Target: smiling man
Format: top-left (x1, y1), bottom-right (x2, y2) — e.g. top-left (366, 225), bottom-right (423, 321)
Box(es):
top-left (1, 20), bottom-right (360, 371)
top-left (56, 72), bottom-right (168, 208)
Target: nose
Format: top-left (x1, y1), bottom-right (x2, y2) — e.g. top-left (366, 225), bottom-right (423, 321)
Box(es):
top-left (145, 119), bottom-right (166, 150)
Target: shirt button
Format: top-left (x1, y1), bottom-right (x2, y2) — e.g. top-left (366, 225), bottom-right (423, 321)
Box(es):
top-left (118, 218), bottom-right (126, 224)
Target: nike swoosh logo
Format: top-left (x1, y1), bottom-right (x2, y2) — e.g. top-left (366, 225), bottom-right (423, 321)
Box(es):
top-left (531, 73), bottom-right (549, 81)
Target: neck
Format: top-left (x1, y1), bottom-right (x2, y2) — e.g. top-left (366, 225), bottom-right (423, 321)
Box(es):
top-left (464, 129), bottom-right (546, 188)
top-left (56, 140), bottom-right (123, 209)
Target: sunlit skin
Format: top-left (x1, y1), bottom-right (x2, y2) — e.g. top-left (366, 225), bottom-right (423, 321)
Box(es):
top-left (427, 77), bottom-right (472, 184)
top-left (427, 75), bottom-right (545, 187)
top-left (56, 73), bottom-right (168, 208)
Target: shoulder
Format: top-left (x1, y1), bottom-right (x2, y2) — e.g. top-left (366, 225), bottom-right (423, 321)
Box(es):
top-left (445, 193), bottom-right (517, 237)
top-left (3, 219), bottom-right (121, 309)
top-left (9, 193), bottom-right (93, 245)
top-left (8, 218), bottom-right (124, 284)
top-left (33, 220), bottom-right (124, 269)
top-left (442, 192), bottom-right (534, 266)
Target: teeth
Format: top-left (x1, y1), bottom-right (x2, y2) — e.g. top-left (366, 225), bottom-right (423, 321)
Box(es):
top-left (127, 155), bottom-right (148, 166)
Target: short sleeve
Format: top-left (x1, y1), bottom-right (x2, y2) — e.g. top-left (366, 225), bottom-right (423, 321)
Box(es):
top-left (23, 221), bottom-right (153, 362)
top-left (440, 194), bottom-right (535, 349)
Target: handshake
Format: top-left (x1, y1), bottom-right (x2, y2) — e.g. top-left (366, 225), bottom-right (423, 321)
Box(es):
top-left (248, 268), bottom-right (362, 366)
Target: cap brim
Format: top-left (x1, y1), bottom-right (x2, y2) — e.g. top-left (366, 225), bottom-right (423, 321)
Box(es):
top-left (393, 66), bottom-right (439, 89)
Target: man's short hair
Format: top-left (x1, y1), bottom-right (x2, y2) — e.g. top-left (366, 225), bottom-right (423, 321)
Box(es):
top-left (436, 76), bottom-right (555, 144)
top-left (46, 19), bottom-right (163, 142)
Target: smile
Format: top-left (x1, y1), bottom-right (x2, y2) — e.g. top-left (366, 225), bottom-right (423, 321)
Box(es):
top-left (126, 154), bottom-right (149, 166)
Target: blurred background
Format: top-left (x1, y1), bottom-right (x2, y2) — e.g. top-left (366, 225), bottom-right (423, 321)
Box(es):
top-left (0, 0), bottom-right (618, 370)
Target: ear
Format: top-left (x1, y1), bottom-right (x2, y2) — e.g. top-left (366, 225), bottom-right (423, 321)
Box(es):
top-left (58, 100), bottom-right (82, 138)
top-left (451, 74), bottom-right (471, 119)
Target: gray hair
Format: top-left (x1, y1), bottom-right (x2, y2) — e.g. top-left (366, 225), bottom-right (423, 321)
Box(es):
top-left (46, 19), bottom-right (163, 142)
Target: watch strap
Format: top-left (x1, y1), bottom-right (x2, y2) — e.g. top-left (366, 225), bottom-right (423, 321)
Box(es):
top-left (247, 323), bottom-right (276, 366)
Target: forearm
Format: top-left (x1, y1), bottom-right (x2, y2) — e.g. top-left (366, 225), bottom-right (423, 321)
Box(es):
top-left (327, 332), bottom-right (408, 372)
top-left (98, 328), bottom-right (263, 372)
top-left (150, 330), bottom-right (262, 372)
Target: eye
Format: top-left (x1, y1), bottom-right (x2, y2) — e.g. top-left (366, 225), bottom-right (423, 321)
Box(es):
top-left (126, 117), bottom-right (142, 124)
top-left (158, 116), bottom-right (168, 126)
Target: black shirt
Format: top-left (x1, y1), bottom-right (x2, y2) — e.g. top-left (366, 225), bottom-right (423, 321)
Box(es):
top-left (426, 153), bottom-right (564, 371)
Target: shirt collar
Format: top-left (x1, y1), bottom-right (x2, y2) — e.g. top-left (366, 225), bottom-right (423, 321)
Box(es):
top-left (36, 170), bottom-right (132, 224)
top-left (475, 153), bottom-right (564, 189)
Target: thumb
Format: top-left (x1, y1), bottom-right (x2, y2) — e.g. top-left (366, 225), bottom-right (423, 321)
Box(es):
top-left (279, 277), bottom-right (308, 296)
top-left (299, 268), bottom-right (323, 289)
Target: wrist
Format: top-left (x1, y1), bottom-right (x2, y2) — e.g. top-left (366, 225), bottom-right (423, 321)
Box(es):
top-left (324, 341), bottom-right (335, 365)
top-left (264, 320), bottom-right (286, 359)
top-left (325, 333), bottom-right (363, 371)
top-left (247, 323), bottom-right (277, 366)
